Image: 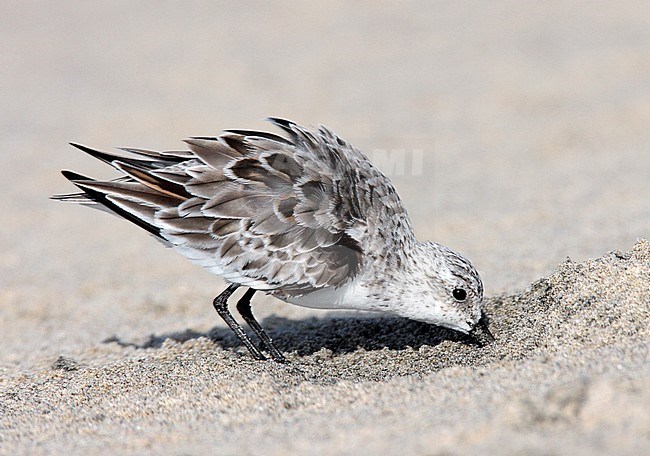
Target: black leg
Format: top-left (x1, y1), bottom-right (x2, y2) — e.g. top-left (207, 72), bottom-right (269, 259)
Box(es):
top-left (212, 284), bottom-right (266, 360)
top-left (236, 289), bottom-right (287, 363)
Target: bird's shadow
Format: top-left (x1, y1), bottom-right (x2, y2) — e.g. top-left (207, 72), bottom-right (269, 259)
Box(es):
top-left (104, 315), bottom-right (471, 356)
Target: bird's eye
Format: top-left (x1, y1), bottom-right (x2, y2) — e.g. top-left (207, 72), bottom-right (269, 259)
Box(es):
top-left (452, 288), bottom-right (467, 301)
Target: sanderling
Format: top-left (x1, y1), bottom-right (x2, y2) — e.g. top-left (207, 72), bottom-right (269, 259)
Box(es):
top-left (54, 118), bottom-right (494, 362)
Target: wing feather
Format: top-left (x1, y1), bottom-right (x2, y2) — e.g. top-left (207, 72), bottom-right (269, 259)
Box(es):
top-left (56, 119), bottom-right (412, 295)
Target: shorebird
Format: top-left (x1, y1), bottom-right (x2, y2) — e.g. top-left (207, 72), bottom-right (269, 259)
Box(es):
top-left (54, 118), bottom-right (494, 362)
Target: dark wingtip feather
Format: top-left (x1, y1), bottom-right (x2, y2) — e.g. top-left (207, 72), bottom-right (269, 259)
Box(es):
top-left (266, 118), bottom-right (303, 141)
top-left (223, 129), bottom-right (292, 145)
top-left (58, 169), bottom-right (162, 237)
top-left (61, 169), bottom-right (94, 182)
top-left (266, 117), bottom-right (296, 129)
top-left (113, 160), bottom-right (191, 199)
top-left (73, 181), bottom-right (162, 238)
top-left (50, 192), bottom-right (93, 202)
top-left (52, 170), bottom-right (93, 201)
top-left (69, 142), bottom-right (99, 155)
top-left (69, 143), bottom-right (123, 166)
top-left (188, 136), bottom-right (220, 141)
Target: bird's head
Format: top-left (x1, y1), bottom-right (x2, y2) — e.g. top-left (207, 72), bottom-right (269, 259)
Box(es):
top-left (400, 242), bottom-right (494, 345)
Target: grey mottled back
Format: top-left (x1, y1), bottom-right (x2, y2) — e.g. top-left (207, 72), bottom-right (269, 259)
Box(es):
top-left (58, 118), bottom-right (415, 297)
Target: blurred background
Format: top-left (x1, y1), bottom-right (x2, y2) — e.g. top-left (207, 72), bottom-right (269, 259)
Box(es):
top-left (1, 1), bottom-right (649, 366)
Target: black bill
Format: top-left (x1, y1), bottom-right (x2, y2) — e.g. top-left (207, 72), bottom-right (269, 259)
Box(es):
top-left (468, 313), bottom-right (495, 346)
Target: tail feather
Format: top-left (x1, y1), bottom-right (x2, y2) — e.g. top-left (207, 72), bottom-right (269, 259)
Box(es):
top-left (113, 161), bottom-right (191, 200)
top-left (58, 170), bottom-right (162, 238)
top-left (70, 142), bottom-right (194, 171)
top-left (50, 192), bottom-right (94, 204)
top-left (66, 144), bottom-right (196, 201)
top-left (70, 178), bottom-right (182, 208)
top-left (69, 143), bottom-right (164, 168)
top-left (223, 129), bottom-right (292, 145)
top-left (106, 195), bottom-right (158, 228)
top-left (118, 147), bottom-right (195, 161)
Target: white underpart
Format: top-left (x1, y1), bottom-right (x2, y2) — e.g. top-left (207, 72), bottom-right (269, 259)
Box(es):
top-left (284, 275), bottom-right (375, 311)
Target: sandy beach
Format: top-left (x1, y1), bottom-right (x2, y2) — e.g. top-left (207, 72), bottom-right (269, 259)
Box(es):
top-left (1, 1), bottom-right (649, 454)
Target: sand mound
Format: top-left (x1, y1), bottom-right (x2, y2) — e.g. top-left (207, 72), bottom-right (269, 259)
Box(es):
top-left (491, 239), bottom-right (649, 357)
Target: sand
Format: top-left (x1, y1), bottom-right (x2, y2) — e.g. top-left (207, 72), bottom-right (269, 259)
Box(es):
top-left (1, 1), bottom-right (649, 454)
